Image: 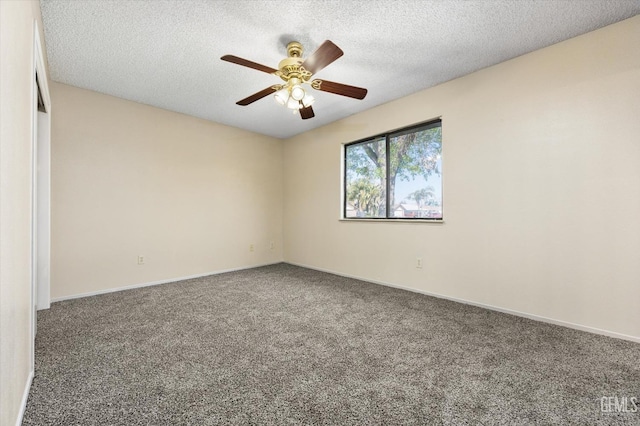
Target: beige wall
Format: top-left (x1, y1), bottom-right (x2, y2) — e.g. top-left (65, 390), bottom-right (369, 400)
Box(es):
top-left (0, 1), bottom-right (48, 425)
top-left (1, 8), bottom-right (638, 425)
top-left (50, 83), bottom-right (283, 299)
top-left (283, 17), bottom-right (640, 340)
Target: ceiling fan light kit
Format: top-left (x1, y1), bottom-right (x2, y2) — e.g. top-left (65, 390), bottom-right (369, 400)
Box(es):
top-left (275, 75), bottom-right (314, 112)
top-left (221, 40), bottom-right (367, 120)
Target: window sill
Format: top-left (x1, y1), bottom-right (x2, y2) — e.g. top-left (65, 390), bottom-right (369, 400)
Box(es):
top-left (339, 218), bottom-right (445, 224)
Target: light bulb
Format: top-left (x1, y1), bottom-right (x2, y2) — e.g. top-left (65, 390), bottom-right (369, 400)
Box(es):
top-left (274, 88), bottom-right (289, 105)
top-left (290, 84), bottom-right (305, 101)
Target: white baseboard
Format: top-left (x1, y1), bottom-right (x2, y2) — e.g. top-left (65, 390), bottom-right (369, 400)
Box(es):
top-left (286, 261), bottom-right (640, 344)
top-left (51, 262), bottom-right (282, 303)
top-left (16, 370), bottom-right (34, 426)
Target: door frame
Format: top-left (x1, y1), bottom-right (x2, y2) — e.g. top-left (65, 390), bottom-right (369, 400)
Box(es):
top-left (31, 19), bottom-right (51, 371)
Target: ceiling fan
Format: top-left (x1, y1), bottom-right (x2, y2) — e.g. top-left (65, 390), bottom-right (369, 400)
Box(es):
top-left (221, 40), bottom-right (368, 120)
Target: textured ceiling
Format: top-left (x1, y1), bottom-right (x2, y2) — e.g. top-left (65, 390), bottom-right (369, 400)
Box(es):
top-left (40, 0), bottom-right (639, 139)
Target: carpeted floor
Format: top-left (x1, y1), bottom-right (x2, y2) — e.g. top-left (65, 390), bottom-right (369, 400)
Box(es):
top-left (23, 263), bottom-right (639, 425)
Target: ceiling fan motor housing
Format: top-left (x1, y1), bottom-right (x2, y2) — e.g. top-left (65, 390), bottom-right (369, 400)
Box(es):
top-left (276, 61), bottom-right (311, 83)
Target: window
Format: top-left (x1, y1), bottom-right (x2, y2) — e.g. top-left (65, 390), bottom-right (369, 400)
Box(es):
top-left (344, 119), bottom-right (442, 220)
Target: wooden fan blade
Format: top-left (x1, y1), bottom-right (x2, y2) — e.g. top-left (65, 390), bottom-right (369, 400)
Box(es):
top-left (300, 105), bottom-right (315, 120)
top-left (311, 79), bottom-right (368, 100)
top-left (301, 40), bottom-right (343, 75)
top-left (221, 55), bottom-right (278, 74)
top-left (236, 86), bottom-right (277, 106)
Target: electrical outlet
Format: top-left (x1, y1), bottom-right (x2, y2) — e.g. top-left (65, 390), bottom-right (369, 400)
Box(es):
top-left (137, 255), bottom-right (145, 265)
top-left (416, 257), bottom-right (423, 269)
top-left (270, 241), bottom-right (274, 250)
top-left (249, 244), bottom-right (254, 252)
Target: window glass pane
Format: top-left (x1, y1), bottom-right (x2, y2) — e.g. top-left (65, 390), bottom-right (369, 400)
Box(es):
top-left (345, 137), bottom-right (386, 218)
top-left (390, 124), bottom-right (442, 219)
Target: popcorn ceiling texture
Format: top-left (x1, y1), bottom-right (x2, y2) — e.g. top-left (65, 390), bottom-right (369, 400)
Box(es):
top-left (40, 1), bottom-right (639, 139)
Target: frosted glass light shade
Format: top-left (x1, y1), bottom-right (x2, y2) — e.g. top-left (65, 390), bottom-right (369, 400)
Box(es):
top-left (301, 93), bottom-right (315, 107)
top-left (274, 88), bottom-right (289, 105)
top-left (290, 85), bottom-right (305, 101)
top-left (287, 97), bottom-right (301, 110)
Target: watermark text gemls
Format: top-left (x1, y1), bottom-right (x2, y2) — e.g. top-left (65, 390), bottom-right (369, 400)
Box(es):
top-left (601, 396), bottom-right (638, 414)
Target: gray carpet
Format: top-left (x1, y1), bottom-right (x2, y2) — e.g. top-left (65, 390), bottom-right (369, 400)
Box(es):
top-left (23, 263), bottom-right (640, 425)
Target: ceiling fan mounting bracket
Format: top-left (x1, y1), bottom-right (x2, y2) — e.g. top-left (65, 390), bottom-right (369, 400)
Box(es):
top-left (286, 41), bottom-right (303, 58)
